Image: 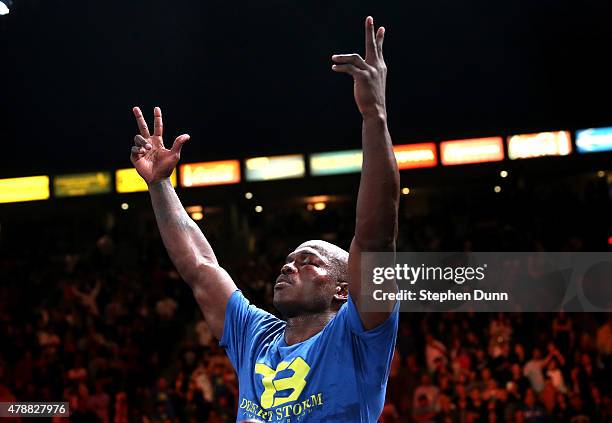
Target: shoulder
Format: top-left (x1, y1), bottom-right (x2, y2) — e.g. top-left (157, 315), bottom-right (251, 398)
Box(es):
top-left (220, 290), bottom-right (285, 352)
top-left (325, 294), bottom-right (399, 339)
top-left (227, 290), bottom-right (283, 330)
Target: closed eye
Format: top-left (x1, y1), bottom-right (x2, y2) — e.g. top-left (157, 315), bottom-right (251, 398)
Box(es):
top-left (298, 257), bottom-right (318, 267)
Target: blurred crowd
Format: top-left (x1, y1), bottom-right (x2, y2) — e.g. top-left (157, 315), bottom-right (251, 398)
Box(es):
top-left (380, 312), bottom-right (612, 422)
top-left (0, 172), bottom-right (610, 422)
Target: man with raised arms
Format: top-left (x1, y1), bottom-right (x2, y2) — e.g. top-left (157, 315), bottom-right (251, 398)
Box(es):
top-left (129, 16), bottom-right (400, 422)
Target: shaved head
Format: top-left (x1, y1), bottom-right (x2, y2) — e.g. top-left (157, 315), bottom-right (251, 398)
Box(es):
top-left (273, 240), bottom-right (349, 318)
top-left (296, 240), bottom-right (349, 287)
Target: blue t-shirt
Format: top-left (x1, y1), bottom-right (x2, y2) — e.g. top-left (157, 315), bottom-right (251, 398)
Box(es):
top-left (220, 290), bottom-right (399, 423)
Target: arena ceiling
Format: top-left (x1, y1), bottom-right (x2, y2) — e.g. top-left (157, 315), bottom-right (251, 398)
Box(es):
top-left (2, 0), bottom-right (612, 176)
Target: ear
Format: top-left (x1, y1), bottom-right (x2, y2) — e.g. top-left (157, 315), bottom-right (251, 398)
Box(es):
top-left (334, 281), bottom-right (349, 302)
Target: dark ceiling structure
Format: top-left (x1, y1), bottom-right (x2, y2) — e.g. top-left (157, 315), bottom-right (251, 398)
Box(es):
top-left (2, 0), bottom-right (611, 177)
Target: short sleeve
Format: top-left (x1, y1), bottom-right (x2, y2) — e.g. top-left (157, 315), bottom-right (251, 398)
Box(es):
top-left (337, 295), bottom-right (400, 397)
top-left (344, 294), bottom-right (400, 339)
top-left (219, 290), bottom-right (283, 372)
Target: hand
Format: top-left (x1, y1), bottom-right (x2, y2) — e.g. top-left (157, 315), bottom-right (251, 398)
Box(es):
top-left (130, 106), bottom-right (190, 185)
top-left (332, 16), bottom-right (387, 118)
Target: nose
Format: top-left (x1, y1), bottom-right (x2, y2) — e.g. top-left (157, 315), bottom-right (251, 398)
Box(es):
top-left (281, 262), bottom-right (297, 275)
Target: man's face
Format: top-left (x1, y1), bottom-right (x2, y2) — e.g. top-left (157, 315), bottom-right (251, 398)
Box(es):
top-left (273, 243), bottom-right (340, 318)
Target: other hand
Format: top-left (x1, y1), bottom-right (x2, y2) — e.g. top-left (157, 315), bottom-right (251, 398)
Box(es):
top-left (332, 16), bottom-right (387, 118)
top-left (130, 106), bottom-right (190, 185)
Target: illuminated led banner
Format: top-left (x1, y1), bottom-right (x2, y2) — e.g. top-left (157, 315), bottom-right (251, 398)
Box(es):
top-left (0, 175), bottom-right (50, 204)
top-left (245, 154), bottom-right (305, 181)
top-left (180, 160), bottom-right (241, 187)
top-left (310, 150), bottom-right (362, 176)
top-left (576, 127), bottom-right (612, 153)
top-left (440, 137), bottom-right (504, 165)
top-left (116, 168), bottom-right (177, 193)
top-left (507, 131), bottom-right (572, 160)
top-left (394, 143), bottom-right (437, 169)
top-left (53, 172), bottom-right (112, 197)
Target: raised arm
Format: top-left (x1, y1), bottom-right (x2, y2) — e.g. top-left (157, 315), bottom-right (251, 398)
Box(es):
top-left (130, 107), bottom-right (237, 338)
top-left (332, 17), bottom-right (400, 330)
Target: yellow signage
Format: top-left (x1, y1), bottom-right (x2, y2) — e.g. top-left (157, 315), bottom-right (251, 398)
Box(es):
top-left (180, 160), bottom-right (241, 187)
top-left (115, 168), bottom-right (177, 193)
top-left (53, 172), bottom-right (112, 197)
top-left (0, 175), bottom-right (50, 204)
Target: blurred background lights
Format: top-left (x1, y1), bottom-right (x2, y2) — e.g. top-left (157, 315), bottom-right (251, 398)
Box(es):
top-left (186, 205), bottom-right (204, 220)
top-left (255, 205), bottom-right (263, 213)
top-left (494, 186), bottom-right (501, 193)
top-left (245, 192), bottom-right (253, 199)
top-left (120, 202), bottom-right (129, 210)
top-left (0, 0), bottom-right (12, 16)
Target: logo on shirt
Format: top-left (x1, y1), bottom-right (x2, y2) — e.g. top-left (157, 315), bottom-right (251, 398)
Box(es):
top-left (239, 357), bottom-right (324, 421)
top-left (255, 357), bottom-right (310, 409)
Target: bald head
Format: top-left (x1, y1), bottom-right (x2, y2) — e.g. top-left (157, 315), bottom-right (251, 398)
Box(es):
top-left (273, 240), bottom-right (350, 317)
top-left (296, 240), bottom-right (349, 286)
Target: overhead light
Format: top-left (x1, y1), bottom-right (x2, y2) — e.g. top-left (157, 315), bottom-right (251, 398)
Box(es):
top-left (255, 205), bottom-right (263, 213)
top-left (191, 212), bottom-right (204, 221)
top-left (313, 202), bottom-right (326, 211)
top-left (0, 0), bottom-right (12, 16)
top-left (500, 170), bottom-right (508, 178)
top-left (597, 170), bottom-right (605, 178)
top-left (401, 187), bottom-right (410, 195)
top-left (303, 195), bottom-right (330, 204)
top-left (186, 205), bottom-right (203, 213)
top-left (245, 192), bottom-right (253, 200)
top-left (121, 203), bottom-right (129, 210)
top-left (494, 186), bottom-right (501, 193)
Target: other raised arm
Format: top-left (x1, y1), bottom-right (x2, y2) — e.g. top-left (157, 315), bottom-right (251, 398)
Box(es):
top-left (130, 107), bottom-right (237, 338)
top-left (332, 17), bottom-right (400, 329)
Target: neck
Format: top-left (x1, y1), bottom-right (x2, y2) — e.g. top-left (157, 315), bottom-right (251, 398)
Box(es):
top-left (284, 311), bottom-right (336, 345)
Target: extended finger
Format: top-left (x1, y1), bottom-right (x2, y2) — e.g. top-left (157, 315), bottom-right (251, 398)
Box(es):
top-left (170, 134), bottom-right (190, 155)
top-left (331, 54), bottom-right (368, 70)
top-left (376, 27), bottom-right (385, 59)
top-left (364, 16), bottom-right (377, 63)
top-left (154, 106), bottom-right (163, 137)
top-left (134, 135), bottom-right (152, 149)
top-left (132, 107), bottom-right (151, 138)
top-left (331, 63), bottom-right (366, 77)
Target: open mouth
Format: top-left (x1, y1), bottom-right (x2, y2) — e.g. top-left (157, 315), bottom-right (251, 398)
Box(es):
top-left (275, 276), bottom-right (292, 289)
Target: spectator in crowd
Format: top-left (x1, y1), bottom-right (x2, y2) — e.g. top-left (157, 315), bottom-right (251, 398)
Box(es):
top-left (88, 381), bottom-right (111, 423)
top-left (521, 388), bottom-right (548, 423)
top-left (425, 334), bottom-right (447, 373)
top-left (523, 349), bottom-right (547, 393)
top-left (552, 312), bottom-right (573, 353)
top-left (413, 373), bottom-right (440, 414)
top-left (412, 393), bottom-right (437, 423)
